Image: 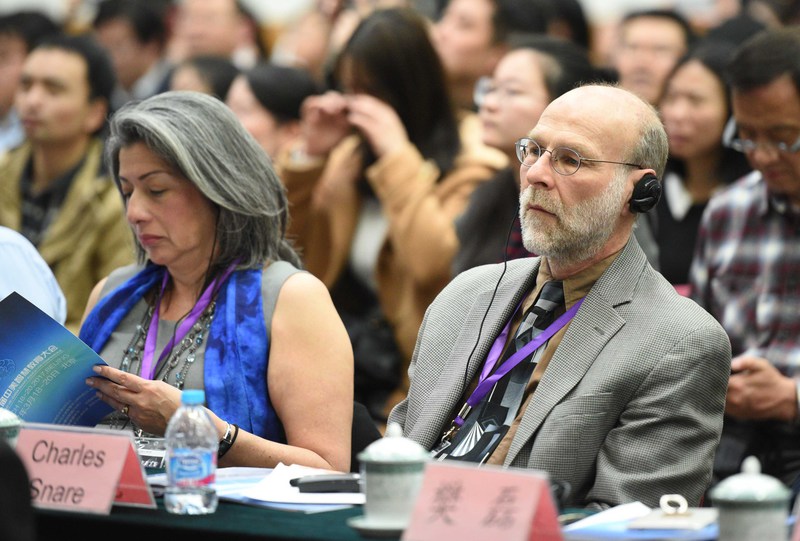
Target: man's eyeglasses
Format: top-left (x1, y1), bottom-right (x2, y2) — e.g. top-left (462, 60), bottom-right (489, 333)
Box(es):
top-left (727, 136), bottom-right (800, 154)
top-left (723, 118), bottom-right (800, 154)
top-left (473, 76), bottom-right (524, 108)
top-left (514, 137), bottom-right (643, 176)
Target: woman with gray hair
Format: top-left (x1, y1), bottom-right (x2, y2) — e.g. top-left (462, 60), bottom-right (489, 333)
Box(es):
top-left (79, 91), bottom-right (353, 472)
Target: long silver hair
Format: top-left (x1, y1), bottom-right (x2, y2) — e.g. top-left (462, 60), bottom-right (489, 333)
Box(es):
top-left (106, 90), bottom-right (301, 270)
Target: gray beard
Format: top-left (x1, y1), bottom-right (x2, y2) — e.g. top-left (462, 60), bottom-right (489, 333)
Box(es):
top-left (518, 171), bottom-right (626, 266)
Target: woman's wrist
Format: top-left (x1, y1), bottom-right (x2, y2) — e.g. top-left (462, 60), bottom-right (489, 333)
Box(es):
top-left (218, 422), bottom-right (239, 459)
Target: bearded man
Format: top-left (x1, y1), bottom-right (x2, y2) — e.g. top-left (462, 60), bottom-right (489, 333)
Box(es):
top-left (388, 83), bottom-right (731, 510)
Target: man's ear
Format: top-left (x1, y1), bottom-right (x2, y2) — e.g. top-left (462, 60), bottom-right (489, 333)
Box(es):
top-left (84, 98), bottom-right (109, 135)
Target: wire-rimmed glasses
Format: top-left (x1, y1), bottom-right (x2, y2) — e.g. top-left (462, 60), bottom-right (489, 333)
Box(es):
top-left (723, 118), bottom-right (800, 154)
top-left (514, 137), bottom-right (642, 176)
top-left (727, 136), bottom-right (800, 154)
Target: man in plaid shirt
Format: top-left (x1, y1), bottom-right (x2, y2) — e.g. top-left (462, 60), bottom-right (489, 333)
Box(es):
top-left (690, 27), bottom-right (800, 491)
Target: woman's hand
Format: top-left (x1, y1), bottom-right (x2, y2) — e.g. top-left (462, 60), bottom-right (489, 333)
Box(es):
top-left (346, 93), bottom-right (409, 158)
top-left (300, 91), bottom-right (352, 157)
top-left (86, 365), bottom-right (182, 435)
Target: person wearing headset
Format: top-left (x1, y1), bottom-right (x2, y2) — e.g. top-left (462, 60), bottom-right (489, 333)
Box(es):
top-left (388, 83), bottom-right (731, 510)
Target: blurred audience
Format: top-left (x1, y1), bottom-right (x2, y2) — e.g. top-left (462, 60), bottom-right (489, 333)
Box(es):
top-left (269, 0), bottom-right (410, 84)
top-left (279, 7), bottom-right (505, 422)
top-left (91, 0), bottom-right (173, 112)
top-left (169, 54), bottom-right (239, 100)
top-left (611, 9), bottom-right (694, 106)
top-left (690, 26), bottom-right (800, 492)
top-left (168, 0), bottom-right (268, 70)
top-left (226, 62), bottom-right (320, 160)
top-left (0, 34), bottom-right (133, 332)
top-left (542, 0), bottom-right (590, 51)
top-left (0, 11), bottom-right (60, 154)
top-left (431, 0), bottom-right (552, 112)
top-left (746, 0), bottom-right (800, 27)
top-left (648, 40), bottom-right (751, 290)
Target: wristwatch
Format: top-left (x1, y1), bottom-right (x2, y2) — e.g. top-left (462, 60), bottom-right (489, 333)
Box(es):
top-left (218, 422), bottom-right (239, 459)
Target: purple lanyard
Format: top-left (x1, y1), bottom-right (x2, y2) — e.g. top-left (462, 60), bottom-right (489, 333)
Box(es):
top-left (140, 263), bottom-right (237, 380)
top-left (453, 297), bottom-right (584, 427)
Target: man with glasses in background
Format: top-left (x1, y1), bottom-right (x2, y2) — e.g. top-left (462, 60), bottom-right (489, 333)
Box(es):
top-left (389, 82), bottom-right (731, 509)
top-left (690, 27), bottom-right (800, 496)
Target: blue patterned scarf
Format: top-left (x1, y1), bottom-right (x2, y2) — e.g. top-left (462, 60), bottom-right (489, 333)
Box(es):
top-left (79, 263), bottom-right (285, 442)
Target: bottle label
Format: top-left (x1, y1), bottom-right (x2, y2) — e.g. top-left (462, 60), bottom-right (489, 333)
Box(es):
top-left (168, 449), bottom-right (217, 488)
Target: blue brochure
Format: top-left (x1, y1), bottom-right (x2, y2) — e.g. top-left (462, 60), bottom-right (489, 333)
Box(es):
top-left (0, 292), bottom-right (113, 426)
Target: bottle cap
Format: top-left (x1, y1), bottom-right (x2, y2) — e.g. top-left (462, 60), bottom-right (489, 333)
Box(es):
top-left (181, 389), bottom-right (205, 405)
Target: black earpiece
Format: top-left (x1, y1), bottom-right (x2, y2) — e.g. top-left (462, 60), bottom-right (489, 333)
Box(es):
top-left (629, 173), bottom-right (661, 213)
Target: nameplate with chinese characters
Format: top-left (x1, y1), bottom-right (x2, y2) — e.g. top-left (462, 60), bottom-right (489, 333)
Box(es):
top-left (16, 423), bottom-right (155, 514)
top-left (402, 461), bottom-right (562, 541)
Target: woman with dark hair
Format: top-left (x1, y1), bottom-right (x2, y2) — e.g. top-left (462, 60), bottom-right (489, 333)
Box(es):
top-left (226, 63), bottom-right (320, 159)
top-left (651, 40), bottom-right (752, 289)
top-left (81, 91), bottom-right (353, 471)
top-left (279, 7), bottom-right (505, 422)
top-left (169, 55), bottom-right (239, 100)
top-left (453, 34), bottom-right (597, 275)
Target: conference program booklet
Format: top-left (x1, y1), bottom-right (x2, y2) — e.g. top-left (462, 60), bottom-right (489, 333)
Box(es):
top-left (0, 292), bottom-right (113, 426)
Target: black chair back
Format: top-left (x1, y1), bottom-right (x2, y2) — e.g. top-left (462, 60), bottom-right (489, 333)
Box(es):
top-left (351, 401), bottom-right (382, 472)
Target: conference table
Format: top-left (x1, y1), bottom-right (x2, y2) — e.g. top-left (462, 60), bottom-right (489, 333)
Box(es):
top-left (35, 499), bottom-right (374, 541)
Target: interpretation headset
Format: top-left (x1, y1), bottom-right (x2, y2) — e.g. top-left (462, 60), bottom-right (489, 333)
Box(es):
top-left (460, 172), bottom-right (660, 390)
top-left (629, 173), bottom-right (662, 214)
top-left (460, 208), bottom-right (517, 390)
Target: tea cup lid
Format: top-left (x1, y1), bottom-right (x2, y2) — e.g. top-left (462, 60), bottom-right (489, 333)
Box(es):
top-left (358, 422), bottom-right (429, 463)
top-left (710, 456), bottom-right (791, 504)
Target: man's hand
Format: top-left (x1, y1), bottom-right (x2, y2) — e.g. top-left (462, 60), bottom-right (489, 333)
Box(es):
top-left (726, 355), bottom-right (797, 422)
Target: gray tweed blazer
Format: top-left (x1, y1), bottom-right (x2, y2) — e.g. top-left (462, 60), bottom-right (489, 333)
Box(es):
top-left (388, 235), bottom-right (731, 509)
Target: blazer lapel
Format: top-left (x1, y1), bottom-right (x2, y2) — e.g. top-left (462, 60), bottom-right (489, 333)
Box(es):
top-left (504, 237), bottom-right (646, 465)
top-left (409, 258), bottom-right (540, 450)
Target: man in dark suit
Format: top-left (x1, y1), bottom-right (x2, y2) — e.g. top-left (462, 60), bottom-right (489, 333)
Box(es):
top-left (389, 83), bottom-right (731, 509)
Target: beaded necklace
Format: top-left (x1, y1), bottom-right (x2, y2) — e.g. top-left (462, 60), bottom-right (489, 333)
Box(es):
top-left (107, 297), bottom-right (216, 434)
top-left (111, 262), bottom-right (237, 433)
top-left (120, 299), bottom-right (216, 388)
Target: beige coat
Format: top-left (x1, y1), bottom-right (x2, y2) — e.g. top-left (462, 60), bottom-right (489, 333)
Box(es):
top-left (279, 113), bottom-right (507, 413)
top-left (0, 139), bottom-right (134, 332)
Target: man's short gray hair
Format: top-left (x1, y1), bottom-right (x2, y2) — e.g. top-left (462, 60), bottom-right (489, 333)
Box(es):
top-left (627, 96), bottom-right (668, 180)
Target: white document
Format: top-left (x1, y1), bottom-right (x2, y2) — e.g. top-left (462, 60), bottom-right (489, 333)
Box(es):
top-left (562, 501), bottom-right (651, 531)
top-left (241, 463), bottom-right (366, 505)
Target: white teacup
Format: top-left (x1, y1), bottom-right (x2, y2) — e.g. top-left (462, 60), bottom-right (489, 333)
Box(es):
top-left (358, 422), bottom-right (429, 529)
top-left (710, 456), bottom-right (791, 541)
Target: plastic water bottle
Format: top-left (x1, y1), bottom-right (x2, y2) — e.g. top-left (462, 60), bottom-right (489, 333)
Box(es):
top-left (164, 389), bottom-right (218, 514)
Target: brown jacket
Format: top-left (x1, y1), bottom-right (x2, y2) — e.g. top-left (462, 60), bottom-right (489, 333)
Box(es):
top-left (0, 139), bottom-right (134, 332)
top-left (279, 113), bottom-right (507, 412)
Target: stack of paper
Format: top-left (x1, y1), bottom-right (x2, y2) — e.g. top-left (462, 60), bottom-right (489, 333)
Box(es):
top-left (148, 463), bottom-right (364, 513)
top-left (562, 502), bottom-right (717, 540)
